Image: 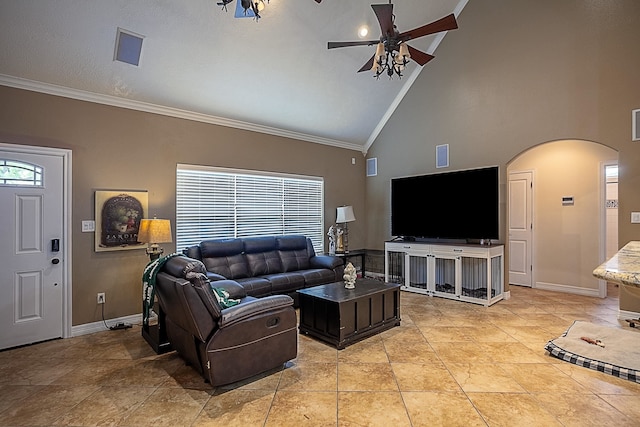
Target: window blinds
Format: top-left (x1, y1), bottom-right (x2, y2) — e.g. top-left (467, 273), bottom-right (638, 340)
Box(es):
top-left (176, 164), bottom-right (324, 253)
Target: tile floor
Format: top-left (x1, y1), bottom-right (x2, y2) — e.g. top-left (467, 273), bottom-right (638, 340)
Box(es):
top-left (1, 284), bottom-right (640, 426)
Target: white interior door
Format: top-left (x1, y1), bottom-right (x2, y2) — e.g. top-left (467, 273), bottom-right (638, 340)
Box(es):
top-left (508, 171), bottom-right (533, 287)
top-left (0, 149), bottom-right (65, 349)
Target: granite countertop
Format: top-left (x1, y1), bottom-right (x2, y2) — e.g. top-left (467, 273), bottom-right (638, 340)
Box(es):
top-left (593, 241), bottom-right (640, 287)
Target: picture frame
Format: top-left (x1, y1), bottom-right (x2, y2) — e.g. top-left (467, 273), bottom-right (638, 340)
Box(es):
top-left (95, 190), bottom-right (148, 252)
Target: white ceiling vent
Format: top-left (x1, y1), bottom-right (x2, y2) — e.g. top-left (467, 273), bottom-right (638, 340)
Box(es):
top-left (114, 28), bottom-right (144, 66)
top-left (633, 109), bottom-right (640, 141)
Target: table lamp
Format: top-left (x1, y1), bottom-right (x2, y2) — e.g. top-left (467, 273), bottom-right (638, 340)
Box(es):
top-left (138, 218), bottom-right (172, 261)
top-left (336, 205), bottom-right (356, 254)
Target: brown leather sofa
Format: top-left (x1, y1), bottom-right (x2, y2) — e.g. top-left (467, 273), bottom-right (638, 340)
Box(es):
top-left (183, 235), bottom-right (344, 304)
top-left (155, 255), bottom-right (297, 386)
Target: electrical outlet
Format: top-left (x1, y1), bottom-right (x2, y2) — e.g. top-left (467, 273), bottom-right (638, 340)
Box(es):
top-left (97, 292), bottom-right (105, 304)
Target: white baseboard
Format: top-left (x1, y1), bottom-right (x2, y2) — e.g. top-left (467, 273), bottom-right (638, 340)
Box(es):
top-left (618, 309), bottom-right (640, 320)
top-left (535, 281), bottom-right (602, 298)
top-left (71, 313), bottom-right (143, 337)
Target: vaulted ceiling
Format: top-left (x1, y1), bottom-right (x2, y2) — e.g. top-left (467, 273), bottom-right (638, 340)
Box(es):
top-left (0, 0), bottom-right (466, 152)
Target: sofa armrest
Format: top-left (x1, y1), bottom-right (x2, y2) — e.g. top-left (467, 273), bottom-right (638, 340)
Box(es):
top-left (183, 245), bottom-right (202, 260)
top-left (211, 279), bottom-right (247, 300)
top-left (206, 271), bottom-right (228, 282)
top-left (219, 295), bottom-right (294, 328)
top-left (310, 254), bottom-right (343, 270)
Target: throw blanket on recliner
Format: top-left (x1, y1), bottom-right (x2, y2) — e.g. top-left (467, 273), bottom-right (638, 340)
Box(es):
top-left (142, 252), bottom-right (183, 326)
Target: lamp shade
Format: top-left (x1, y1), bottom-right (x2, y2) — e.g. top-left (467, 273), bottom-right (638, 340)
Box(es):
top-left (336, 206), bottom-right (356, 223)
top-left (138, 218), bottom-right (172, 244)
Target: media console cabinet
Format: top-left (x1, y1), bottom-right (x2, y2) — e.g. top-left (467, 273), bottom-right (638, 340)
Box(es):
top-left (385, 241), bottom-right (504, 306)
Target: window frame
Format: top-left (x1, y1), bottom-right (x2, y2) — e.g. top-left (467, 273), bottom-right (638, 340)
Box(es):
top-left (176, 164), bottom-right (325, 253)
top-left (0, 159), bottom-right (43, 187)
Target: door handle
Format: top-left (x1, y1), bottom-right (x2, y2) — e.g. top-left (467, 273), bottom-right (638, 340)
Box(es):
top-left (52, 258), bottom-right (60, 265)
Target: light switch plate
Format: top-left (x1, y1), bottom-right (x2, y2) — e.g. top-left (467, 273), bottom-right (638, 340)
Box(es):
top-left (631, 212), bottom-right (640, 224)
top-left (82, 220), bottom-right (95, 232)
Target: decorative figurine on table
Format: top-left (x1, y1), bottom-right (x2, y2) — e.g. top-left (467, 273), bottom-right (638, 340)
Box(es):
top-left (343, 262), bottom-right (357, 289)
top-left (327, 225), bottom-right (336, 255)
top-left (336, 226), bottom-right (345, 253)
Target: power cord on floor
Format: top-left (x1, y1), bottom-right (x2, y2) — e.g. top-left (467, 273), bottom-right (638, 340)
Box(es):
top-left (100, 302), bottom-right (132, 331)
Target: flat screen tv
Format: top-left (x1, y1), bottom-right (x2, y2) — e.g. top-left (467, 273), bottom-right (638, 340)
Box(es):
top-left (391, 166), bottom-right (499, 241)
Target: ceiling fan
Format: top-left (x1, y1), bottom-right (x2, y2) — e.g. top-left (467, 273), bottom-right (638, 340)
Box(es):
top-left (217, 0), bottom-right (322, 20)
top-left (328, 1), bottom-right (458, 79)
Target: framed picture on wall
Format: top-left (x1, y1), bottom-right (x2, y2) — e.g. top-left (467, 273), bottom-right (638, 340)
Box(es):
top-left (95, 190), bottom-right (148, 252)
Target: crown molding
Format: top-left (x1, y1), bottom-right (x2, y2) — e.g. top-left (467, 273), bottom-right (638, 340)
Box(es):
top-left (0, 74), bottom-right (365, 153)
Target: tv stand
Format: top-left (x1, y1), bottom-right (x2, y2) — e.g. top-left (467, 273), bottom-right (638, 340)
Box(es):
top-left (385, 241), bottom-right (504, 306)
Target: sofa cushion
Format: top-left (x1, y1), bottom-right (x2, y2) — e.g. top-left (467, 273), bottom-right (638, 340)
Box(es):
top-left (277, 235), bottom-right (311, 272)
top-left (263, 272), bottom-right (306, 294)
top-left (200, 239), bottom-right (250, 279)
top-left (244, 236), bottom-right (277, 253)
top-left (246, 251), bottom-right (283, 276)
top-left (279, 249), bottom-right (311, 272)
top-left (244, 236), bottom-right (282, 276)
top-left (236, 277), bottom-right (273, 297)
top-left (299, 268), bottom-right (338, 287)
top-left (200, 239), bottom-right (244, 257)
top-left (204, 254), bottom-right (250, 280)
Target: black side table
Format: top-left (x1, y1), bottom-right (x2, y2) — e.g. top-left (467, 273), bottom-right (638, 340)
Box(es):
top-left (334, 249), bottom-right (366, 276)
top-left (141, 300), bottom-right (172, 354)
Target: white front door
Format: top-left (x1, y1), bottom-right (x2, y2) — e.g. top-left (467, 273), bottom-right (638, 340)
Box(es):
top-left (508, 171), bottom-right (533, 287)
top-left (0, 148), bottom-right (65, 349)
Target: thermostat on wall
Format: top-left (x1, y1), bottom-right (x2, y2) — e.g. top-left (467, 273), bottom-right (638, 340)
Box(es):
top-left (562, 196), bottom-right (574, 206)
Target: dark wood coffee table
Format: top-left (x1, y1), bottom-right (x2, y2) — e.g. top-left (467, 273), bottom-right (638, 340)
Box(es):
top-left (297, 278), bottom-right (401, 349)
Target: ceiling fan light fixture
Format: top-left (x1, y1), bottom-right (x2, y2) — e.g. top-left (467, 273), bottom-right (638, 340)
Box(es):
top-left (327, 3), bottom-right (458, 81)
top-left (375, 42), bottom-right (385, 60)
top-left (398, 43), bottom-right (410, 59)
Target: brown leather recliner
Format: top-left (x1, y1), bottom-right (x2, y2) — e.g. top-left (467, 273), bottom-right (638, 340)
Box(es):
top-left (155, 255), bottom-right (297, 386)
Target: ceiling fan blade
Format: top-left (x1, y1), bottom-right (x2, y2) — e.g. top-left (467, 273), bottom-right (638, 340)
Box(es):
top-left (328, 40), bottom-right (378, 49)
top-left (407, 45), bottom-right (435, 66)
top-left (399, 13), bottom-right (458, 42)
top-left (371, 3), bottom-right (394, 36)
top-left (357, 55), bottom-right (375, 73)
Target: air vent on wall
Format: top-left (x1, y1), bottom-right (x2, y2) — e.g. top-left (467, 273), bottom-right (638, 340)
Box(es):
top-left (366, 158), bottom-right (377, 177)
top-left (114, 28), bottom-right (144, 66)
top-left (633, 109), bottom-right (640, 141)
top-left (436, 144), bottom-right (449, 168)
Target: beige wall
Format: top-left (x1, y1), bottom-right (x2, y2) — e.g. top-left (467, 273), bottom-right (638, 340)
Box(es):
top-left (509, 139), bottom-right (617, 294)
top-left (0, 86), bottom-right (366, 326)
top-left (366, 1), bottom-right (640, 301)
top-left (2, 0), bottom-right (640, 326)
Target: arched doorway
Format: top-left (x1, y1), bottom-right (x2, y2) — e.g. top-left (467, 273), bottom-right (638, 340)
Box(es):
top-left (507, 139), bottom-right (618, 298)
